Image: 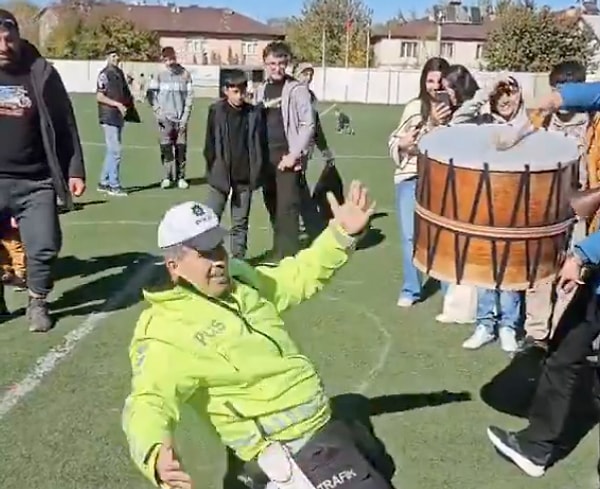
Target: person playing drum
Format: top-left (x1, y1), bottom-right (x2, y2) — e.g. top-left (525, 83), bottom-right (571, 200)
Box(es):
top-left (521, 60), bottom-right (600, 354)
top-left (460, 78), bottom-right (527, 353)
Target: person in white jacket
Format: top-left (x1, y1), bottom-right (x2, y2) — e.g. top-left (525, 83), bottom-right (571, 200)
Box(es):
top-left (388, 57), bottom-right (450, 308)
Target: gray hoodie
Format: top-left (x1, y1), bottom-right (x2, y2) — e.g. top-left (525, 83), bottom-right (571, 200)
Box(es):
top-left (149, 64), bottom-right (193, 124)
top-left (255, 76), bottom-right (315, 160)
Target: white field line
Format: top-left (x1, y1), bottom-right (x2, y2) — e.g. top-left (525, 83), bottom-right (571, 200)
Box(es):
top-left (80, 140), bottom-right (389, 159)
top-left (324, 293), bottom-right (391, 394)
top-left (319, 103), bottom-right (337, 117)
top-left (0, 258), bottom-right (159, 421)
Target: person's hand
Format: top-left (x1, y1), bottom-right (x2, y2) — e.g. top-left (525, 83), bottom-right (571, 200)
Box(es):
top-left (69, 177), bottom-right (86, 197)
top-left (156, 442), bottom-right (193, 489)
top-left (557, 253), bottom-right (585, 294)
top-left (116, 102), bottom-right (127, 117)
top-left (397, 127), bottom-right (417, 151)
top-left (278, 154), bottom-right (300, 171)
top-left (536, 91), bottom-right (563, 115)
top-left (68, 177), bottom-right (86, 197)
top-left (430, 103), bottom-right (452, 125)
top-left (327, 180), bottom-right (375, 236)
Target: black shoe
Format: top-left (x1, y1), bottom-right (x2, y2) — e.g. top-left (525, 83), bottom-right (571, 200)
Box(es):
top-left (97, 183), bottom-right (110, 193)
top-left (27, 296), bottom-right (53, 333)
top-left (487, 426), bottom-right (549, 477)
top-left (107, 186), bottom-right (128, 197)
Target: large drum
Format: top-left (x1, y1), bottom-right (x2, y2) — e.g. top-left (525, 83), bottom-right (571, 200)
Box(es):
top-left (414, 123), bottom-right (580, 290)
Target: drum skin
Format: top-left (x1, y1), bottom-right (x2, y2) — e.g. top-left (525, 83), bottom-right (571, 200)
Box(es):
top-left (413, 124), bottom-right (580, 290)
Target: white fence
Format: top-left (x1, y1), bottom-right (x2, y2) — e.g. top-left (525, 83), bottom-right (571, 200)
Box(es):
top-left (51, 59), bottom-right (563, 105)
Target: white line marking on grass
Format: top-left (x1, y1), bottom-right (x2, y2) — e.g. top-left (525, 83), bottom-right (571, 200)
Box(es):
top-left (0, 259), bottom-right (159, 421)
top-left (80, 140), bottom-right (388, 159)
top-left (65, 220), bottom-right (156, 226)
top-left (319, 104), bottom-right (337, 117)
top-left (325, 293), bottom-right (391, 394)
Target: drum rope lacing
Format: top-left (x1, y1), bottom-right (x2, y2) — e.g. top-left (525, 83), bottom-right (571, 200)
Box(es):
top-left (414, 202), bottom-right (575, 239)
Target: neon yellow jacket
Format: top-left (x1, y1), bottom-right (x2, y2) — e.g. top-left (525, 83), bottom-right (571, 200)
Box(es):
top-left (122, 225), bottom-right (358, 485)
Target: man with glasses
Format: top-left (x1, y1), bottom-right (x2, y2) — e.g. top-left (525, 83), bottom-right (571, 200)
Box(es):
top-left (255, 42), bottom-right (315, 260)
top-left (0, 9), bottom-right (85, 331)
top-left (122, 182), bottom-right (395, 489)
top-left (149, 46), bottom-right (193, 190)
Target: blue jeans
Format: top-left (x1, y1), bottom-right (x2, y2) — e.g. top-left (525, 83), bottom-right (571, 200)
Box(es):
top-left (395, 178), bottom-right (422, 301)
top-left (100, 124), bottom-right (123, 188)
top-left (476, 288), bottom-right (522, 332)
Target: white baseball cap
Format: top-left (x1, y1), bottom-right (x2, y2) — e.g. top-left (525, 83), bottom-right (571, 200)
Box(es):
top-left (157, 201), bottom-right (227, 251)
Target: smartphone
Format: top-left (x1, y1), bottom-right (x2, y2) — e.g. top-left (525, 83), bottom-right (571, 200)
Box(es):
top-left (435, 89), bottom-right (452, 107)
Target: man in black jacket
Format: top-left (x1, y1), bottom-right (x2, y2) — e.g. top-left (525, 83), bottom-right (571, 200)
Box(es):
top-left (0, 10), bottom-right (86, 332)
top-left (203, 69), bottom-right (264, 259)
top-left (96, 48), bottom-right (132, 197)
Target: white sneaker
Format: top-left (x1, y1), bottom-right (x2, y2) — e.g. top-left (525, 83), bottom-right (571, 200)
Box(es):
top-left (177, 178), bottom-right (189, 189)
top-left (436, 313), bottom-right (474, 324)
top-left (462, 325), bottom-right (495, 350)
top-left (499, 327), bottom-right (519, 353)
top-left (160, 179), bottom-right (171, 189)
top-left (397, 297), bottom-right (416, 308)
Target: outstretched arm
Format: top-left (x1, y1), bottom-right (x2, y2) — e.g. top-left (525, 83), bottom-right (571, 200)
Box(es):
top-left (232, 181), bottom-right (375, 313)
top-left (122, 338), bottom-right (203, 485)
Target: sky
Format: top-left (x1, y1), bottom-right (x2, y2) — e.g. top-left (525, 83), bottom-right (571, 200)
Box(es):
top-left (29, 0), bottom-right (581, 23)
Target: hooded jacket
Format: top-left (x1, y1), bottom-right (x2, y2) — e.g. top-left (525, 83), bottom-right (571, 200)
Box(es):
top-left (254, 75), bottom-right (315, 161)
top-left (15, 41), bottom-right (85, 209)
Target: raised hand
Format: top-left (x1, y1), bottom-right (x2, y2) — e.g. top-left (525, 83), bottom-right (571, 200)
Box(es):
top-left (327, 180), bottom-right (376, 236)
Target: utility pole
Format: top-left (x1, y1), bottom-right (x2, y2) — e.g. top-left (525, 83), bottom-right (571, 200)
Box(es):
top-left (436, 9), bottom-right (444, 57)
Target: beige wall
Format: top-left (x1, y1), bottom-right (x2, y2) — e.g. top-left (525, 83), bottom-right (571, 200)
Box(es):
top-left (374, 37), bottom-right (486, 69)
top-left (160, 36), bottom-right (271, 66)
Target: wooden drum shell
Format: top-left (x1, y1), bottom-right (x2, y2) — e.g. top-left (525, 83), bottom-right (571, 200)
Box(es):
top-left (413, 154), bottom-right (578, 290)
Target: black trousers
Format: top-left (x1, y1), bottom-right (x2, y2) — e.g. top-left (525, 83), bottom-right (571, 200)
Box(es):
top-left (0, 177), bottom-right (61, 296)
top-left (521, 283), bottom-right (600, 457)
top-left (228, 420), bottom-right (394, 489)
top-left (262, 163), bottom-right (303, 259)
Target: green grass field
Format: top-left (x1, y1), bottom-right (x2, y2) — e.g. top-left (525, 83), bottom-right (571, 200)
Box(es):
top-left (0, 95), bottom-right (598, 489)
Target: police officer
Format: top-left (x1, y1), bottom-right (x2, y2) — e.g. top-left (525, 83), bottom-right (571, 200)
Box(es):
top-left (96, 48), bottom-right (133, 197)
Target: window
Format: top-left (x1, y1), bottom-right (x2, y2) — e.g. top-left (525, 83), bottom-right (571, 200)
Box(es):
top-left (400, 41), bottom-right (418, 58)
top-left (441, 42), bottom-right (454, 58)
top-left (242, 41), bottom-right (258, 56)
top-left (186, 38), bottom-right (205, 53)
top-left (476, 43), bottom-right (484, 59)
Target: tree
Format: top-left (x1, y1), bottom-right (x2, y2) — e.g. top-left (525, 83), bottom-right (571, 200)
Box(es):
top-left (285, 0), bottom-right (372, 67)
top-left (484, 4), bottom-right (594, 71)
top-left (45, 14), bottom-right (160, 60)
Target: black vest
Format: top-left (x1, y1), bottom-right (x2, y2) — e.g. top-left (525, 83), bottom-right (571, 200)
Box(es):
top-left (97, 65), bottom-right (129, 127)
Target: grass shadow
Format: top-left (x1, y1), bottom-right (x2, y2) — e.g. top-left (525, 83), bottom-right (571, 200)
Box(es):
top-left (480, 348), bottom-right (598, 466)
top-left (51, 252), bottom-right (157, 320)
top-left (222, 390), bottom-right (471, 489)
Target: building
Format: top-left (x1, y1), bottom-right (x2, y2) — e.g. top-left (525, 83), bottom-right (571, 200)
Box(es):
top-left (37, 3), bottom-right (284, 65)
top-left (373, 1), bottom-right (494, 69)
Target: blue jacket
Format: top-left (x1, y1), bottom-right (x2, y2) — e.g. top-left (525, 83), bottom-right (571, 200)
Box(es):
top-left (558, 82), bottom-right (600, 112)
top-left (573, 231), bottom-right (600, 293)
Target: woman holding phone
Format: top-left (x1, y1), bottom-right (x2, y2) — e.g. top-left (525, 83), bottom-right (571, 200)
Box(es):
top-left (388, 57), bottom-right (450, 308)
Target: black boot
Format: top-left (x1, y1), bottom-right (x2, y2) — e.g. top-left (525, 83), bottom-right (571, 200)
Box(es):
top-left (27, 295), bottom-right (53, 333)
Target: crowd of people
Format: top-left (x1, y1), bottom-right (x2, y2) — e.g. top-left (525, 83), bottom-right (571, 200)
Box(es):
top-left (3, 2), bottom-right (600, 486)
top-left (389, 57), bottom-right (597, 355)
